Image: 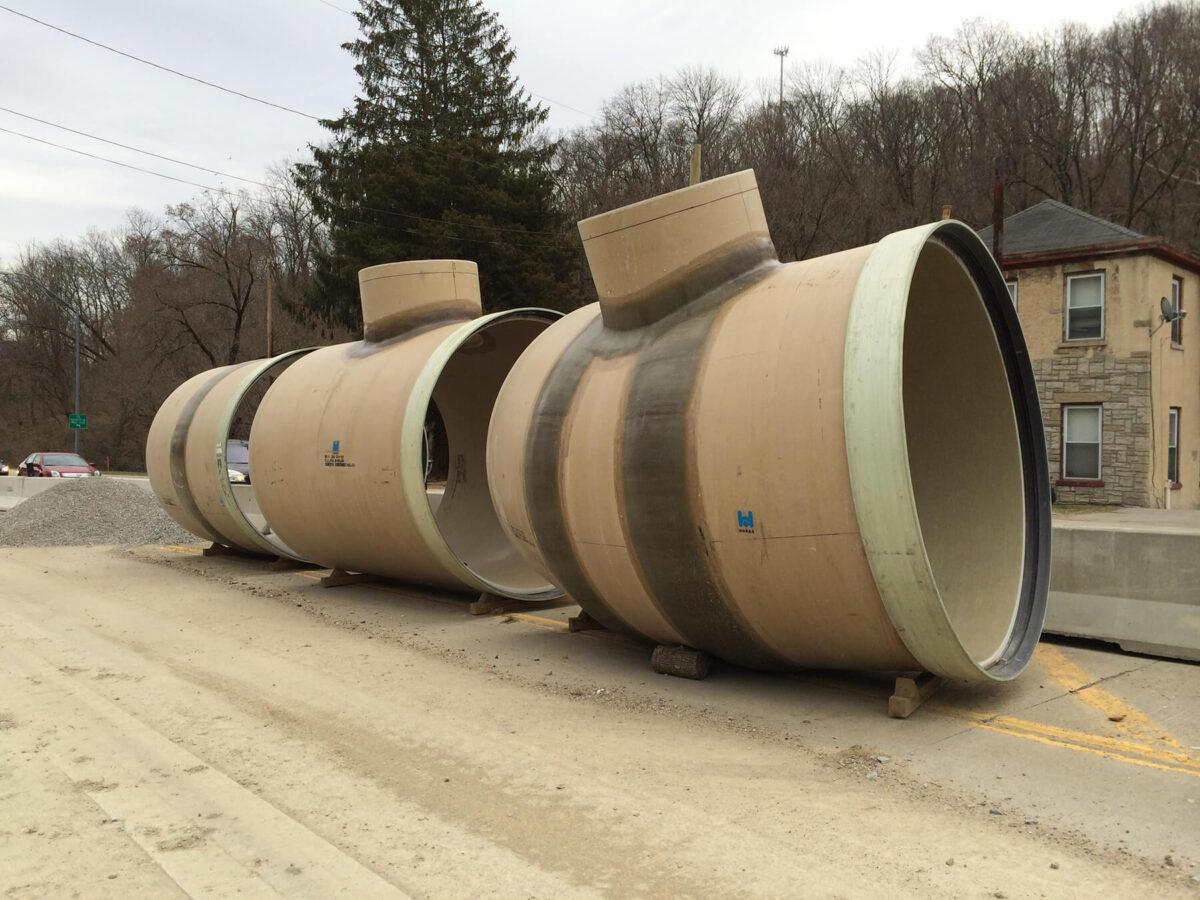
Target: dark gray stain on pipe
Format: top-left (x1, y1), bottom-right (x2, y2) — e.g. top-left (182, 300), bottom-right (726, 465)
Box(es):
top-left (600, 239), bottom-right (779, 331)
top-left (362, 307), bottom-right (476, 344)
top-left (619, 259), bottom-right (792, 670)
top-left (522, 316), bottom-right (634, 635)
top-left (169, 367), bottom-right (236, 546)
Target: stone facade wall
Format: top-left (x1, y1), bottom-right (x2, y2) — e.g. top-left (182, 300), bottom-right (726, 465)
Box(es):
top-left (1033, 349), bottom-right (1152, 506)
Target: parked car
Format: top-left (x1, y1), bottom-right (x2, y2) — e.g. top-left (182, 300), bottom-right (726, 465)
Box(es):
top-left (0, 459), bottom-right (8, 476)
top-left (226, 439), bottom-right (250, 484)
top-left (18, 452), bottom-right (101, 477)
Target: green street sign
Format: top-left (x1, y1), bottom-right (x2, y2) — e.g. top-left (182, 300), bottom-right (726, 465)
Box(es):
top-left (68, 413), bottom-right (88, 430)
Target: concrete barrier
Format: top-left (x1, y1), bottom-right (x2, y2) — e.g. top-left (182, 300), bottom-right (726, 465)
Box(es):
top-left (1048, 509), bottom-right (1200, 661)
top-left (0, 475), bottom-right (151, 511)
top-left (0, 476), bottom-right (69, 511)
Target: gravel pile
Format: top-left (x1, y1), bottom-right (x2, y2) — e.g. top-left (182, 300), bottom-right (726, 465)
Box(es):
top-left (0, 478), bottom-right (199, 547)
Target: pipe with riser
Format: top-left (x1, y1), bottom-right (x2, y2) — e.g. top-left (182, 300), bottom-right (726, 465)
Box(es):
top-left (146, 350), bottom-right (313, 558)
top-left (487, 170), bottom-right (1050, 681)
top-left (249, 260), bottom-right (563, 601)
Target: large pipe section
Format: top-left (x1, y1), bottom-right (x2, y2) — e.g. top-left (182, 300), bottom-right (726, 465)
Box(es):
top-left (146, 350), bottom-right (312, 557)
top-left (248, 260), bottom-right (562, 601)
top-left (487, 170), bottom-right (1050, 681)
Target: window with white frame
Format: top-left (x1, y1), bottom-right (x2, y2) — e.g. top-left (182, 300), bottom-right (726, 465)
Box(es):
top-left (1005, 279), bottom-right (1018, 308)
top-left (1168, 407), bottom-right (1180, 484)
top-left (1066, 272), bottom-right (1104, 340)
top-left (1063, 405), bottom-right (1102, 481)
top-left (1171, 276), bottom-right (1184, 345)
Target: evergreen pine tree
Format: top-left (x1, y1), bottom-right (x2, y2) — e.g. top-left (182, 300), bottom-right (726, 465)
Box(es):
top-left (296, 0), bottom-right (583, 327)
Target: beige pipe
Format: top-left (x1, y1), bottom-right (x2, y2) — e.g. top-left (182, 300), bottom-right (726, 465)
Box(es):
top-left (248, 260), bottom-right (562, 600)
top-left (487, 170), bottom-right (1050, 681)
top-left (146, 350), bottom-right (313, 556)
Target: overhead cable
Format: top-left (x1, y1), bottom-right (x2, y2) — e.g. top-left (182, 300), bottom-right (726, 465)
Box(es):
top-left (0, 4), bottom-right (320, 120)
top-left (0, 125), bottom-right (570, 248)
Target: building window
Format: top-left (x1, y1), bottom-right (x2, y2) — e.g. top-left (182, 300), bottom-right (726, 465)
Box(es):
top-left (1006, 280), bottom-right (1018, 308)
top-left (1062, 404), bottom-right (1102, 481)
top-left (1066, 272), bottom-right (1104, 340)
top-left (1168, 407), bottom-right (1180, 484)
top-left (1171, 276), bottom-right (1184, 345)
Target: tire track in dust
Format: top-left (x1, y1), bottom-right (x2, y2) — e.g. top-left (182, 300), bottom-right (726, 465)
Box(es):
top-left (0, 614), bottom-right (410, 899)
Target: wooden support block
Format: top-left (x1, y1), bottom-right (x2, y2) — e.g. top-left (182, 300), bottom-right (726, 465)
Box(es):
top-left (568, 610), bottom-right (605, 632)
top-left (319, 568), bottom-right (378, 589)
top-left (202, 542), bottom-right (261, 559)
top-left (651, 644), bottom-right (713, 680)
top-left (887, 672), bottom-right (942, 719)
top-left (469, 592), bottom-right (509, 616)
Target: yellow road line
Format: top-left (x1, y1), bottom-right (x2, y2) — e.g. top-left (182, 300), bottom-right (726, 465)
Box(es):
top-left (937, 705), bottom-right (1200, 776)
top-left (969, 716), bottom-right (1200, 778)
top-left (1035, 643), bottom-right (1185, 750)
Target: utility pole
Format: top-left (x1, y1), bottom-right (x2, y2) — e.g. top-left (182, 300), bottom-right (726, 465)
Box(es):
top-left (266, 263), bottom-right (274, 358)
top-left (0, 270), bottom-right (81, 454)
top-left (773, 46), bottom-right (789, 121)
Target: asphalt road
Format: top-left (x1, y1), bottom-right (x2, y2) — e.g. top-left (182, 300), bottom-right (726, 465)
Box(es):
top-left (1, 544), bottom-right (1197, 898)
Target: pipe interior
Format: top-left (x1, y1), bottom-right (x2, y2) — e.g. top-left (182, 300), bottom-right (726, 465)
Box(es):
top-left (228, 356), bottom-right (306, 558)
top-left (429, 317), bottom-right (556, 595)
top-left (902, 240), bottom-right (1025, 667)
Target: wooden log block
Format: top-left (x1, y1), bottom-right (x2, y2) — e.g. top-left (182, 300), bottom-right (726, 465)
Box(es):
top-left (887, 672), bottom-right (942, 718)
top-left (469, 593), bottom-right (509, 615)
top-left (319, 568), bottom-right (378, 589)
top-left (651, 644), bottom-right (713, 680)
top-left (567, 610), bottom-right (605, 632)
top-left (202, 542), bottom-right (262, 559)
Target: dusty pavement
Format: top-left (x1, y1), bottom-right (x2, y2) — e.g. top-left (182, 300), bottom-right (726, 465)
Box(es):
top-left (1, 545), bottom-right (1198, 899)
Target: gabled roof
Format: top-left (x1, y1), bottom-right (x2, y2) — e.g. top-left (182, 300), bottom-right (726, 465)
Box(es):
top-left (977, 199), bottom-right (1142, 256)
top-left (976, 198), bottom-right (1200, 275)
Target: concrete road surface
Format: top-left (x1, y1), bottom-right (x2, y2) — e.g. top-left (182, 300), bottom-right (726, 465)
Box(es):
top-left (1, 544), bottom-right (1198, 898)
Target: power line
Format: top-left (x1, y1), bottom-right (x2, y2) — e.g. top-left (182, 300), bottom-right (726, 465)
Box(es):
top-left (0, 124), bottom-right (570, 248)
top-left (0, 124), bottom-right (239, 195)
top-left (0, 4), bottom-right (576, 176)
top-left (528, 91), bottom-right (595, 121)
top-left (0, 4), bottom-right (321, 120)
top-left (0, 105), bottom-right (565, 236)
top-left (0, 105), bottom-right (269, 187)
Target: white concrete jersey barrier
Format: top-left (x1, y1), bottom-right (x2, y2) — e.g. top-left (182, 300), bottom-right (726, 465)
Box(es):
top-left (0, 475), bottom-right (151, 511)
top-left (1047, 509), bottom-right (1200, 662)
top-left (0, 476), bottom-right (71, 511)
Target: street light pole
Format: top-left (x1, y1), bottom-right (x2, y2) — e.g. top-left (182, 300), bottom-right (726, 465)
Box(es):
top-left (0, 270), bottom-right (82, 454)
top-left (773, 46), bottom-right (789, 118)
top-left (74, 304), bottom-right (80, 455)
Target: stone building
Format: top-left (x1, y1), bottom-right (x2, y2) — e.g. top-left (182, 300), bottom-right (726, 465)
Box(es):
top-left (979, 200), bottom-right (1200, 508)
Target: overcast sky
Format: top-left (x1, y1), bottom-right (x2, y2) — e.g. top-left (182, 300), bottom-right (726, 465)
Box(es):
top-left (0, 0), bottom-right (1147, 264)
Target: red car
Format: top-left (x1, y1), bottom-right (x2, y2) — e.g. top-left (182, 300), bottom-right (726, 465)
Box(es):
top-left (18, 452), bottom-right (101, 478)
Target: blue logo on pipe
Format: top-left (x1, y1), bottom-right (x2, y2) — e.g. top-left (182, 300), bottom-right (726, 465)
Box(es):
top-left (737, 509), bottom-right (755, 533)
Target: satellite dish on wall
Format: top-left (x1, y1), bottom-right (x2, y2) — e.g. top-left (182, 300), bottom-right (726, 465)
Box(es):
top-left (1150, 295), bottom-right (1185, 334)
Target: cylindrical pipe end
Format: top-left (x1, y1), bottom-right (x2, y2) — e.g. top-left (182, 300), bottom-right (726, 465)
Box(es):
top-left (577, 170), bottom-right (777, 330)
top-left (359, 260), bottom-right (482, 341)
